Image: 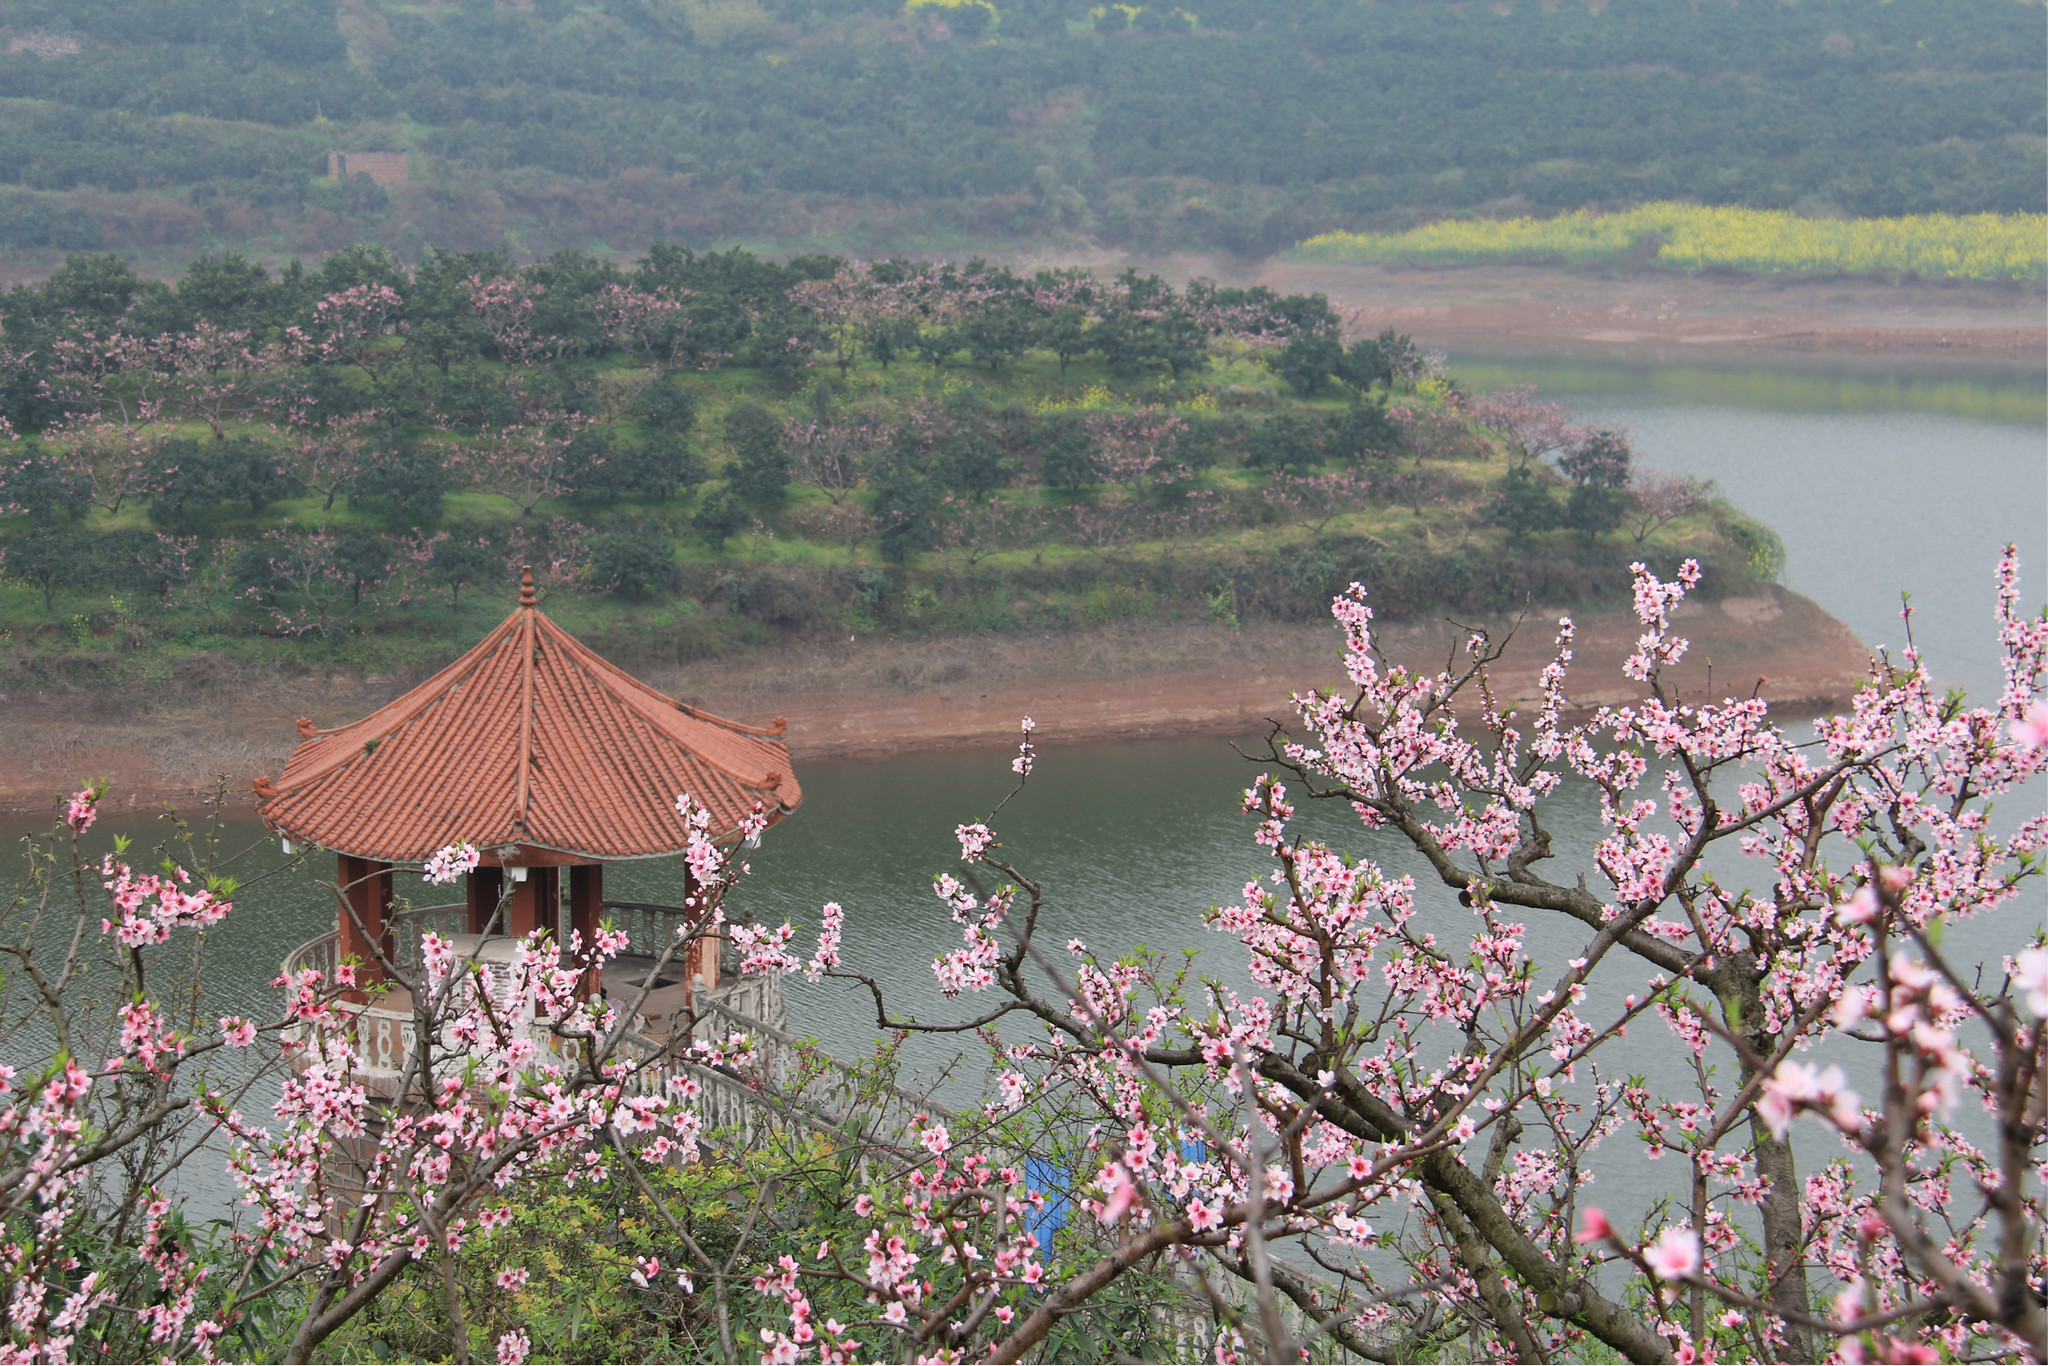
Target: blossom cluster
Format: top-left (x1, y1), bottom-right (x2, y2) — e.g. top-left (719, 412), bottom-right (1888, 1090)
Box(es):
top-left (750, 547), bottom-right (2046, 1364)
top-left (99, 857), bottom-right (231, 947)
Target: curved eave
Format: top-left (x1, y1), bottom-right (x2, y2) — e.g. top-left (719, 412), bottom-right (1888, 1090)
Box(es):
top-left (260, 796), bottom-right (800, 867)
top-left (250, 588), bottom-right (802, 866)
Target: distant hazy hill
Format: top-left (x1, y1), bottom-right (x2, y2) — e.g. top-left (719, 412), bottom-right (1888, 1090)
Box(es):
top-left (0, 0), bottom-right (2039, 270)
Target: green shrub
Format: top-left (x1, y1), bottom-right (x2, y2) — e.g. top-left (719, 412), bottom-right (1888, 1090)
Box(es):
top-left (588, 521), bottom-right (681, 599)
top-left (1081, 583), bottom-right (1148, 623)
top-left (1719, 509), bottom-right (1787, 583)
top-left (351, 437), bottom-right (449, 527)
top-left (691, 489), bottom-right (749, 552)
top-left (1488, 466), bottom-right (1562, 538)
top-left (631, 375), bottom-right (699, 434)
top-left (725, 401), bottom-right (791, 510)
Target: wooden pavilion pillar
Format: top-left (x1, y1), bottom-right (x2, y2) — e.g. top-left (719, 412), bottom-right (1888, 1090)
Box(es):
top-left (569, 864), bottom-right (604, 997)
top-left (506, 866), bottom-right (559, 939)
top-left (336, 853), bottom-right (394, 991)
top-left (467, 866), bottom-right (505, 935)
top-left (683, 867), bottom-right (719, 995)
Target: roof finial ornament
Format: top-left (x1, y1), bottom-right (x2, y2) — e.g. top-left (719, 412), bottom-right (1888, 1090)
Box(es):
top-left (518, 565), bottom-right (537, 608)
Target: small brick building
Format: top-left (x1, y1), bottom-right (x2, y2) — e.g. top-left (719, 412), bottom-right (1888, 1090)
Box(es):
top-left (326, 149), bottom-right (411, 185)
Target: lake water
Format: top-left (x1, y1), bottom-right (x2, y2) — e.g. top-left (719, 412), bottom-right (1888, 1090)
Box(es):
top-left (1449, 347), bottom-right (2048, 704)
top-left (8, 346), bottom-right (2043, 1232)
top-left (761, 345), bottom-right (2046, 1238)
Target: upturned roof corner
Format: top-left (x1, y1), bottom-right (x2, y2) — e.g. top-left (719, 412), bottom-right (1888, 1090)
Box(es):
top-left (254, 569), bottom-right (799, 864)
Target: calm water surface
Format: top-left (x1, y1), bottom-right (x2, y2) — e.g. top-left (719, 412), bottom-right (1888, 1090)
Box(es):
top-left (1449, 348), bottom-right (2048, 703)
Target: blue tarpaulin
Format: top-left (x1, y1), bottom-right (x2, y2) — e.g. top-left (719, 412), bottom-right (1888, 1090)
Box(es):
top-left (1024, 1156), bottom-right (1067, 1250)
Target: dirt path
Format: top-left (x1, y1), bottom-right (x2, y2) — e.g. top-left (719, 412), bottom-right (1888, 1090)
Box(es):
top-left (0, 586), bottom-right (1870, 816)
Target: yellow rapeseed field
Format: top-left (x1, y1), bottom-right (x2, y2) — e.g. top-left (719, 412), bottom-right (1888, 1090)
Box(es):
top-left (1293, 203), bottom-right (2047, 280)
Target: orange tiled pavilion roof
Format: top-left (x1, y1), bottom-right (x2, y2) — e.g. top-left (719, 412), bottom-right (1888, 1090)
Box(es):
top-left (253, 569), bottom-right (799, 864)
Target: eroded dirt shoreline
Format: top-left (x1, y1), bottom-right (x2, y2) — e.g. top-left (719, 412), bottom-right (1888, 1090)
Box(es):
top-left (0, 586), bottom-right (1871, 817)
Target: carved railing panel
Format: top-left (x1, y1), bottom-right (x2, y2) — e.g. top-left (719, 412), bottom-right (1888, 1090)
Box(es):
top-left (686, 996), bottom-right (956, 1150)
top-left (285, 917), bottom-right (953, 1158)
top-left (600, 900), bottom-right (694, 962)
top-left (389, 902), bottom-right (469, 971)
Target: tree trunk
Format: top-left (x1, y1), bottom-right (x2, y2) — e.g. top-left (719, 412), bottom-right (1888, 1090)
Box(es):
top-left (1731, 966), bottom-right (1815, 1364)
top-left (1750, 1121), bottom-right (1815, 1361)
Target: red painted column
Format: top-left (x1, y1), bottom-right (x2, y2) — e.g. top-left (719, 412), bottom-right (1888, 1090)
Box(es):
top-left (506, 873), bottom-right (539, 938)
top-left (335, 853), bottom-right (392, 993)
top-left (538, 866), bottom-right (561, 940)
top-left (684, 863), bottom-right (719, 995)
top-left (569, 864), bottom-right (604, 998)
top-left (506, 867), bottom-right (559, 939)
top-left (371, 864), bottom-right (395, 965)
top-left (468, 866), bottom-right (505, 934)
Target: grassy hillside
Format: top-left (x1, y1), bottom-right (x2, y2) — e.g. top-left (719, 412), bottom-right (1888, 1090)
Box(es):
top-left (0, 247), bottom-right (1779, 694)
top-left (0, 0), bottom-right (2039, 270)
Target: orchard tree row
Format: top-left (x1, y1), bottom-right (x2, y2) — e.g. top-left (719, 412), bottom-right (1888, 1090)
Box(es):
top-left (0, 245), bottom-right (1740, 659)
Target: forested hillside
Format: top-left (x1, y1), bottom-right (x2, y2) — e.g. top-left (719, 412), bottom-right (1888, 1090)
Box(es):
top-left (0, 245), bottom-right (1778, 690)
top-left (0, 0), bottom-right (2039, 269)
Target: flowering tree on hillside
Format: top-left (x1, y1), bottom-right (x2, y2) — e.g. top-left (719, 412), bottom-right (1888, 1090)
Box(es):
top-left (936, 493), bottom-right (1052, 569)
top-left (721, 550), bottom-right (2046, 1365)
top-left (1263, 469), bottom-right (1371, 534)
top-left (41, 413), bottom-right (161, 515)
top-left (237, 523), bottom-right (425, 637)
top-left (782, 413), bottom-right (887, 505)
top-left (594, 284), bottom-right (693, 372)
top-left (45, 331), bottom-right (162, 426)
top-left (0, 781), bottom-right (814, 1364)
top-left (286, 285), bottom-right (408, 383)
top-left (442, 418), bottom-right (589, 519)
top-left (467, 276), bottom-right (555, 367)
top-left (789, 260), bottom-right (1007, 377)
top-left (1087, 407), bottom-right (1189, 493)
top-left (1386, 397), bottom-right (1481, 467)
top-left (504, 516), bottom-right (593, 593)
top-left (1467, 385), bottom-right (1589, 472)
top-left (1628, 468), bottom-right (1714, 545)
top-left (40, 332), bottom-right (177, 513)
top-left (276, 406), bottom-right (387, 511)
top-left (786, 262), bottom-right (893, 377)
top-left (156, 323), bottom-right (287, 439)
